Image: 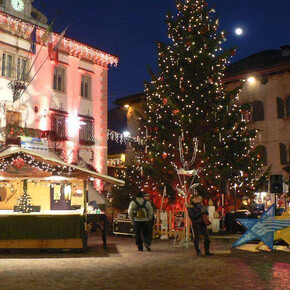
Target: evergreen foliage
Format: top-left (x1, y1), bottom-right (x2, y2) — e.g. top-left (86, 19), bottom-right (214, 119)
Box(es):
top-left (115, 0), bottom-right (266, 207)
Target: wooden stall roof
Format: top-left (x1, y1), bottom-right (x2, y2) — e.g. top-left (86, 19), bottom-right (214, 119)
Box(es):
top-left (0, 147), bottom-right (125, 186)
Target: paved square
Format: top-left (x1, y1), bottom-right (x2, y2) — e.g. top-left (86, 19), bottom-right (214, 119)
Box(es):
top-left (0, 234), bottom-right (289, 289)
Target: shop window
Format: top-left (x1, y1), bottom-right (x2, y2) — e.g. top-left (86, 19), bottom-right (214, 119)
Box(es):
top-left (286, 97), bottom-right (290, 117)
top-left (256, 145), bottom-right (267, 166)
top-left (279, 143), bottom-right (287, 165)
top-left (252, 100), bottom-right (264, 121)
top-left (81, 75), bottom-right (91, 99)
top-left (53, 67), bottom-right (65, 92)
top-left (17, 57), bottom-right (28, 81)
top-left (2, 52), bottom-right (14, 78)
top-left (276, 97), bottom-right (284, 119)
top-left (79, 117), bottom-right (95, 146)
top-left (6, 110), bottom-right (21, 126)
top-left (51, 111), bottom-right (68, 141)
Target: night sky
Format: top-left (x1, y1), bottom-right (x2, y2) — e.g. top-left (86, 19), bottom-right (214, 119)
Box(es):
top-left (33, 0), bottom-right (290, 108)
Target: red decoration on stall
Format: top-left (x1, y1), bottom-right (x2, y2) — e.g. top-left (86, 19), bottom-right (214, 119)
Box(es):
top-left (13, 158), bottom-right (25, 169)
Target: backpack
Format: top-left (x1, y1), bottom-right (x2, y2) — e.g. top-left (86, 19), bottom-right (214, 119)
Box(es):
top-left (134, 200), bottom-right (148, 219)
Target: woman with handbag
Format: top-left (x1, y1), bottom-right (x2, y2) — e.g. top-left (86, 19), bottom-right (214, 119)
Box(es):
top-left (187, 195), bottom-right (214, 257)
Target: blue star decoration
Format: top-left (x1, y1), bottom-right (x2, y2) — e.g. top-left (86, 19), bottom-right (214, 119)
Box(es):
top-left (233, 204), bottom-right (290, 250)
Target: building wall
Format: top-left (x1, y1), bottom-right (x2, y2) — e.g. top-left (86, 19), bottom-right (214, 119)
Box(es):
top-left (226, 70), bottom-right (290, 177)
top-left (0, 27), bottom-right (109, 176)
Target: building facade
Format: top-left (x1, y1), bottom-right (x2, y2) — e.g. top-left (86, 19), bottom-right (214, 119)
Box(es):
top-left (0, 0), bottom-right (118, 189)
top-left (225, 46), bottom-right (290, 184)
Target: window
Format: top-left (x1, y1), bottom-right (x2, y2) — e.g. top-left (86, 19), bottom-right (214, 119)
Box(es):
top-left (279, 143), bottom-right (287, 165)
top-left (17, 57), bottom-right (28, 81)
top-left (252, 100), bottom-right (264, 121)
top-left (256, 145), bottom-right (267, 166)
top-left (2, 52), bottom-right (14, 78)
top-left (276, 97), bottom-right (285, 119)
top-left (50, 111), bottom-right (68, 141)
top-left (81, 75), bottom-right (91, 98)
top-left (79, 117), bottom-right (95, 145)
top-left (6, 111), bottom-right (21, 126)
top-left (286, 97), bottom-right (290, 117)
top-left (53, 67), bottom-right (65, 92)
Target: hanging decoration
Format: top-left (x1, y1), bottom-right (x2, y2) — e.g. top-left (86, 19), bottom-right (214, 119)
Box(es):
top-left (107, 129), bottom-right (141, 144)
top-left (13, 157), bottom-right (25, 169)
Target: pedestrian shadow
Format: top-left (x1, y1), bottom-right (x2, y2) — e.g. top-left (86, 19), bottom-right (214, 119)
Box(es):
top-left (0, 243), bottom-right (120, 259)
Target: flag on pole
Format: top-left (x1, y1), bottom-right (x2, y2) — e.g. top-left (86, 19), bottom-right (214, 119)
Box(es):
top-left (52, 26), bottom-right (69, 65)
top-left (30, 26), bottom-right (37, 54)
top-left (47, 23), bottom-right (54, 60)
top-left (41, 22), bottom-right (54, 60)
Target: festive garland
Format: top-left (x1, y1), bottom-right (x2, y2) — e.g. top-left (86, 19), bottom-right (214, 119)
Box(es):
top-left (0, 11), bottom-right (118, 68)
top-left (0, 153), bottom-right (75, 176)
top-left (4, 124), bottom-right (50, 139)
top-left (107, 129), bottom-right (141, 144)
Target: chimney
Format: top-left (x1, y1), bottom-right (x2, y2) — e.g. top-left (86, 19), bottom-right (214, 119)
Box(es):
top-left (281, 45), bottom-right (290, 57)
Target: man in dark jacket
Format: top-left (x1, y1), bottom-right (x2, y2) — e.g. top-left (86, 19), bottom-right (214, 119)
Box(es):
top-left (128, 191), bottom-right (153, 251)
top-left (187, 195), bottom-right (214, 257)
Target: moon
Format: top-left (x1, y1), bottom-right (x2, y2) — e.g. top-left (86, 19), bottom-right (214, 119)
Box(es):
top-left (235, 27), bottom-right (244, 36)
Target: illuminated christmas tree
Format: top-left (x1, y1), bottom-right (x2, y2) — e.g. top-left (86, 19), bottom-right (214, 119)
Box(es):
top-left (17, 180), bottom-right (33, 213)
top-left (118, 0), bottom-right (265, 207)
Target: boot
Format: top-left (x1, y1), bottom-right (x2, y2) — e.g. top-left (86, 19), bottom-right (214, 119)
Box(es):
top-left (204, 240), bottom-right (214, 256)
top-left (194, 240), bottom-right (203, 256)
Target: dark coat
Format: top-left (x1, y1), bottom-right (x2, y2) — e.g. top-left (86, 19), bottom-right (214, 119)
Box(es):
top-left (187, 202), bottom-right (208, 223)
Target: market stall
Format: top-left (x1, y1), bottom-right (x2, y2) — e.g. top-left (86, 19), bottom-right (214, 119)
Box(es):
top-left (0, 147), bottom-right (124, 251)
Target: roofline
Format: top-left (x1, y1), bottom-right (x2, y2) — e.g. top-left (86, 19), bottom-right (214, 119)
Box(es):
top-left (0, 147), bottom-right (124, 186)
top-left (224, 62), bottom-right (290, 83)
top-left (114, 92), bottom-right (146, 106)
top-left (0, 11), bottom-right (119, 68)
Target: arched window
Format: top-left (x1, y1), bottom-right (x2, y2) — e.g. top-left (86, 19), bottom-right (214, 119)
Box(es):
top-left (276, 97), bottom-right (285, 119)
top-left (256, 145), bottom-right (267, 166)
top-left (279, 143), bottom-right (287, 165)
top-left (286, 97), bottom-right (290, 117)
top-left (252, 101), bottom-right (264, 121)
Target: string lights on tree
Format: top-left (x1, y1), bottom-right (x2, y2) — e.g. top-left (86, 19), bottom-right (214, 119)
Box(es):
top-left (115, 0), bottom-right (265, 207)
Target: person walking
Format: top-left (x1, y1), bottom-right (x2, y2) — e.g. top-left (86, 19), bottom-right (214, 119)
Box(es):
top-left (128, 191), bottom-right (153, 251)
top-left (144, 193), bottom-right (156, 242)
top-left (187, 195), bottom-right (214, 257)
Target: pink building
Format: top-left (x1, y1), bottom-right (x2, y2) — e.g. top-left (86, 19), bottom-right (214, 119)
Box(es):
top-left (0, 1), bottom-right (118, 190)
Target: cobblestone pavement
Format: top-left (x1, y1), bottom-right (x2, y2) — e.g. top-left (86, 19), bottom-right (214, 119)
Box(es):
top-left (0, 234), bottom-right (289, 290)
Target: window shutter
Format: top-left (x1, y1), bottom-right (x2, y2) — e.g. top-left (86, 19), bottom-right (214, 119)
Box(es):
top-left (252, 101), bottom-right (264, 121)
top-left (279, 143), bottom-right (287, 165)
top-left (286, 97), bottom-right (290, 117)
top-left (256, 145), bottom-right (267, 166)
top-left (276, 97), bottom-right (285, 119)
